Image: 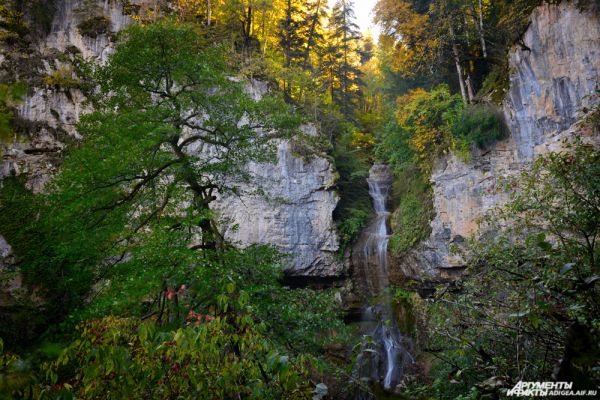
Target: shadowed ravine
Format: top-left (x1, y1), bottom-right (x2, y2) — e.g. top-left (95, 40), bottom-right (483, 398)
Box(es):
top-left (353, 164), bottom-right (413, 397)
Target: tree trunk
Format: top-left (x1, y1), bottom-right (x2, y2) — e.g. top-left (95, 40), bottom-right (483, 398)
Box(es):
top-left (450, 26), bottom-right (468, 103)
top-left (466, 72), bottom-right (475, 103)
top-left (302, 0), bottom-right (322, 70)
top-left (478, 0), bottom-right (487, 58)
top-left (206, 0), bottom-right (211, 27)
top-left (245, 5), bottom-right (252, 39)
top-left (463, 13), bottom-right (476, 102)
top-left (284, 0), bottom-right (292, 100)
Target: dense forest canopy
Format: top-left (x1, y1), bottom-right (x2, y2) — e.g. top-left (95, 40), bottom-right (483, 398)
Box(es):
top-left (0, 0), bottom-right (598, 399)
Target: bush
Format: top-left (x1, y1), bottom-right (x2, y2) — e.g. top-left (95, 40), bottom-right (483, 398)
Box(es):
top-left (36, 314), bottom-right (314, 399)
top-left (394, 85), bottom-right (463, 174)
top-left (0, 81), bottom-right (26, 142)
top-left (0, 4), bottom-right (29, 44)
top-left (337, 208), bottom-right (371, 256)
top-left (451, 103), bottom-right (508, 160)
top-left (42, 67), bottom-right (79, 89)
top-left (388, 165), bottom-right (433, 254)
top-left (374, 115), bottom-right (434, 255)
top-left (77, 15), bottom-right (110, 38)
top-left (420, 142), bottom-right (600, 397)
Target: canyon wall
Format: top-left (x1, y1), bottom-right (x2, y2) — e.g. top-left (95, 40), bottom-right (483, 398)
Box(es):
top-left (0, 0), bottom-right (343, 280)
top-left (400, 1), bottom-right (600, 280)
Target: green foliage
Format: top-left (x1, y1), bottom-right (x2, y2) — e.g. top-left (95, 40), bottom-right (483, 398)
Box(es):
top-left (0, 338), bottom-right (38, 399)
top-left (333, 123), bottom-right (373, 257)
top-left (422, 142), bottom-right (600, 397)
top-left (77, 15), bottom-right (110, 38)
top-left (38, 313), bottom-right (313, 399)
top-left (1, 21), bottom-right (303, 349)
top-left (324, 0), bottom-right (363, 118)
top-left (374, 118), bottom-right (412, 174)
top-left (479, 57), bottom-right (510, 105)
top-left (388, 165), bottom-right (433, 255)
top-left (42, 67), bottom-right (80, 89)
top-left (0, 175), bottom-right (111, 339)
top-left (375, 117), bottom-right (434, 255)
top-left (0, 177), bottom-right (85, 347)
top-left (393, 85), bottom-right (463, 174)
top-left (0, 81), bottom-right (26, 142)
top-left (66, 241), bottom-right (345, 354)
top-left (451, 103), bottom-right (508, 161)
top-left (0, 2), bottom-right (28, 44)
top-left (336, 208), bottom-right (371, 256)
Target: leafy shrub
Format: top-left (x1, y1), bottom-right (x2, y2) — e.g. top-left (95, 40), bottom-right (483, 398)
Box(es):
top-left (479, 58), bottom-right (509, 105)
top-left (388, 166), bottom-right (433, 254)
top-left (393, 85), bottom-right (463, 174)
top-left (0, 81), bottom-right (26, 141)
top-left (451, 104), bottom-right (507, 160)
top-left (59, 224), bottom-right (346, 350)
top-left (421, 142), bottom-right (600, 397)
top-left (337, 208), bottom-right (371, 255)
top-left (374, 118), bottom-right (412, 175)
top-left (77, 15), bottom-right (110, 38)
top-left (350, 131), bottom-right (375, 150)
top-left (0, 15), bottom-right (26, 44)
top-left (374, 116), bottom-right (434, 255)
top-left (42, 67), bottom-right (79, 89)
top-left (39, 313), bottom-right (314, 399)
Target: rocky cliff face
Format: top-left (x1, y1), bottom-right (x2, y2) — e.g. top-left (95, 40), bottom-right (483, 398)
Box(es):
top-left (400, 1), bottom-right (600, 280)
top-left (45, 0), bottom-right (135, 62)
top-left (215, 129), bottom-right (343, 278)
top-left (0, 0), bottom-right (343, 278)
top-left (1, 0), bottom-right (127, 191)
top-left (214, 81), bottom-right (343, 278)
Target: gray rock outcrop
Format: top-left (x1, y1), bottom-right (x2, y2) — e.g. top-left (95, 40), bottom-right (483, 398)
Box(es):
top-left (402, 1), bottom-right (600, 279)
top-left (215, 134), bottom-right (343, 277)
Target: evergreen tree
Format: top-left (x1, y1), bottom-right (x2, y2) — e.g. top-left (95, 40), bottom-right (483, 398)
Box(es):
top-left (279, 0), bottom-right (305, 98)
top-left (323, 0), bottom-right (362, 117)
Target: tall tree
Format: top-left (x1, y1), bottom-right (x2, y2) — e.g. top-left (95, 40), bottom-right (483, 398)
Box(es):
top-left (374, 0), bottom-right (438, 78)
top-left (324, 0), bottom-right (362, 117)
top-left (279, 0), bottom-right (304, 98)
top-left (375, 0), bottom-right (487, 103)
top-left (301, 0), bottom-right (328, 69)
top-left (15, 21), bottom-right (301, 314)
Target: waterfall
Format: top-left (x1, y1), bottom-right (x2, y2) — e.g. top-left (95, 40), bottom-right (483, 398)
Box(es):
top-left (353, 164), bottom-right (411, 396)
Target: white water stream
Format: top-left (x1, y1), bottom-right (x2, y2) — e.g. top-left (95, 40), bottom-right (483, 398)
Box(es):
top-left (354, 164), bottom-right (411, 394)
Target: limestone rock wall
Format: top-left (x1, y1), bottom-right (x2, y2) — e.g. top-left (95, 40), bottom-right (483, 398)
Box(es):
top-left (402, 1), bottom-right (600, 279)
top-left (0, 1), bottom-right (343, 277)
top-left (215, 135), bottom-right (343, 277)
top-left (44, 0), bottom-right (137, 62)
top-left (213, 81), bottom-right (343, 277)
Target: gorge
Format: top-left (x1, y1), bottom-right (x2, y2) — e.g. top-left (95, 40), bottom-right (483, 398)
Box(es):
top-left (0, 0), bottom-right (599, 399)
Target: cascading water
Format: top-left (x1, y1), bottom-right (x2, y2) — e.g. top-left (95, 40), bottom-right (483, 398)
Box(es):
top-left (353, 164), bottom-right (412, 396)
